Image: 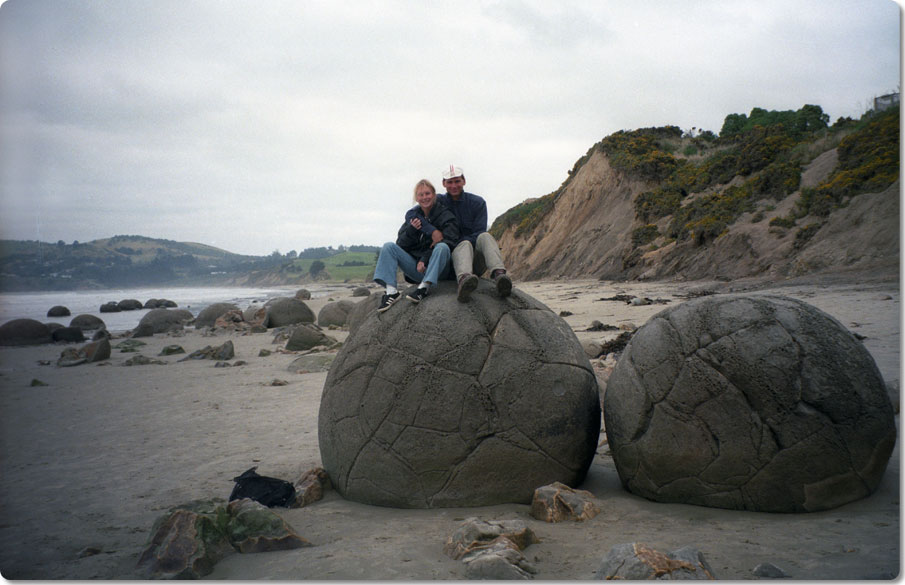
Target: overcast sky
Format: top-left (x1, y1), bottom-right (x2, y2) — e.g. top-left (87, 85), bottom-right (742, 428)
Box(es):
top-left (0, 0), bottom-right (900, 256)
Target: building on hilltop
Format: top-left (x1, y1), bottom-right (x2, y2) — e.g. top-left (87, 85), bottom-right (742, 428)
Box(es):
top-left (873, 92), bottom-right (899, 112)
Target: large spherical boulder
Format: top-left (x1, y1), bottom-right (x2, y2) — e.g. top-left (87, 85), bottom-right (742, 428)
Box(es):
top-left (100, 301), bottom-right (122, 313)
top-left (317, 300), bottom-right (357, 327)
top-left (118, 299), bottom-right (143, 311)
top-left (347, 294), bottom-right (379, 335)
top-left (195, 303), bottom-right (240, 328)
top-left (70, 314), bottom-right (106, 331)
top-left (0, 319), bottom-right (52, 346)
top-left (47, 305), bottom-right (71, 317)
top-left (264, 298), bottom-right (315, 328)
top-left (318, 279), bottom-right (600, 508)
top-left (135, 308), bottom-right (194, 334)
top-left (604, 294), bottom-right (896, 513)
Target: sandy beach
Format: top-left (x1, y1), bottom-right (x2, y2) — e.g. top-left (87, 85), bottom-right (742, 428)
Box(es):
top-left (0, 277), bottom-right (899, 580)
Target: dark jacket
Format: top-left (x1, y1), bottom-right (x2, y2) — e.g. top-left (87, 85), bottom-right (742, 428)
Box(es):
top-left (437, 191), bottom-right (487, 245)
top-left (396, 202), bottom-right (460, 265)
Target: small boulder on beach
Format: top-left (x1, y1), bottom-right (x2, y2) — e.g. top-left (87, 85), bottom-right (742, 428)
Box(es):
top-left (317, 300), bottom-right (356, 328)
top-left (134, 309), bottom-right (194, 336)
top-left (52, 326), bottom-right (86, 343)
top-left (70, 314), bottom-right (106, 331)
top-left (47, 306), bottom-right (71, 317)
top-left (117, 299), bottom-right (143, 311)
top-left (264, 298), bottom-right (315, 328)
top-left (195, 303), bottom-right (240, 328)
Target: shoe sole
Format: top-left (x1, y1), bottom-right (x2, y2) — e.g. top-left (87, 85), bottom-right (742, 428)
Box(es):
top-left (457, 275), bottom-right (478, 302)
top-left (495, 275), bottom-right (512, 297)
top-left (406, 294), bottom-right (425, 303)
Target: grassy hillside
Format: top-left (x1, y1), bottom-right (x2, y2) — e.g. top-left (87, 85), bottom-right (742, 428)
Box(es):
top-left (0, 236), bottom-right (379, 290)
top-left (492, 104), bottom-right (898, 250)
top-left (278, 251), bottom-right (377, 282)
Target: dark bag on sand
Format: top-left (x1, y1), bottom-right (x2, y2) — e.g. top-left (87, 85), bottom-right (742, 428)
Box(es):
top-left (229, 467), bottom-right (296, 508)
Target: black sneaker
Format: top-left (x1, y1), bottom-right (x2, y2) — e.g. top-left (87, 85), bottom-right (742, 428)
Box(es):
top-left (457, 274), bottom-right (478, 302)
top-left (406, 287), bottom-right (429, 303)
top-left (493, 271), bottom-right (512, 298)
top-left (377, 292), bottom-right (400, 312)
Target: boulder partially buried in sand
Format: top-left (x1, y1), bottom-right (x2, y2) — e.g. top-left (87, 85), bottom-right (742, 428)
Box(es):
top-left (264, 298), bottom-right (315, 328)
top-left (195, 303), bottom-right (240, 328)
top-left (70, 314), bottom-right (106, 331)
top-left (318, 279), bottom-right (600, 508)
top-left (0, 318), bottom-right (52, 346)
top-left (604, 293), bottom-right (897, 513)
top-left (134, 308), bottom-right (194, 335)
top-left (317, 299), bottom-right (357, 327)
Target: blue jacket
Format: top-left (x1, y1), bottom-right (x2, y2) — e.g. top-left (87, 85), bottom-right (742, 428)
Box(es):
top-left (437, 191), bottom-right (487, 245)
top-left (396, 202), bottom-right (460, 265)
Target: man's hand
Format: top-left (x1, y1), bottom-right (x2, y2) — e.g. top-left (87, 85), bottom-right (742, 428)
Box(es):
top-left (431, 229), bottom-right (443, 245)
top-left (417, 261), bottom-right (426, 273)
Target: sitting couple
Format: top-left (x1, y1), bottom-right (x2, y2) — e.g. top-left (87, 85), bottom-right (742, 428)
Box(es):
top-left (373, 165), bottom-right (512, 312)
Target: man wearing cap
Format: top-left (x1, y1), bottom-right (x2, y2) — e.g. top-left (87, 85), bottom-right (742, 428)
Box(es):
top-left (437, 165), bottom-right (512, 302)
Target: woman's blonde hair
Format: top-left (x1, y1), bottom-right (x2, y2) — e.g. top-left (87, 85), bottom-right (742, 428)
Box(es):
top-left (412, 179), bottom-right (436, 202)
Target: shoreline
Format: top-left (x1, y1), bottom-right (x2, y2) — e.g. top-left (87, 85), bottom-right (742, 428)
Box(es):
top-left (0, 278), bottom-right (899, 579)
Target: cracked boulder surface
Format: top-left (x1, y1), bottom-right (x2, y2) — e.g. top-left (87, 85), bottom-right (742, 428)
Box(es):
top-left (604, 293), bottom-right (896, 513)
top-left (318, 279), bottom-right (600, 508)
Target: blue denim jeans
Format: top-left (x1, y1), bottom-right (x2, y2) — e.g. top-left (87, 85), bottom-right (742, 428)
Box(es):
top-left (373, 241), bottom-right (452, 288)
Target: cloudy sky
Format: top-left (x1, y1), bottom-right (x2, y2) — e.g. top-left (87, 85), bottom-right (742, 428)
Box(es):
top-left (0, 0), bottom-right (899, 256)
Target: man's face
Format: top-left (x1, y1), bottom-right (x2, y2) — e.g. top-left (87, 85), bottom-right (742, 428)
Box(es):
top-left (443, 176), bottom-right (466, 197)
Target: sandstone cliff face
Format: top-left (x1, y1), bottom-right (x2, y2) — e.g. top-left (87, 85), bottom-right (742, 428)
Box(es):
top-left (497, 150), bottom-right (652, 280)
top-left (497, 147), bottom-right (899, 283)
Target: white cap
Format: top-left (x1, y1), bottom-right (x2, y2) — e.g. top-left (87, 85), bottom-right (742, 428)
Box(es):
top-left (442, 164), bottom-right (464, 180)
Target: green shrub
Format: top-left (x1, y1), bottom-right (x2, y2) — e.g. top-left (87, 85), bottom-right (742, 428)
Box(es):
top-left (635, 187), bottom-right (683, 223)
top-left (749, 161), bottom-right (802, 199)
top-left (794, 223), bottom-right (822, 248)
top-left (599, 126), bottom-right (683, 182)
top-left (668, 185), bottom-right (755, 244)
top-left (795, 108), bottom-right (899, 217)
top-left (769, 216), bottom-right (796, 229)
top-left (489, 193), bottom-right (556, 239)
top-left (631, 224), bottom-right (660, 247)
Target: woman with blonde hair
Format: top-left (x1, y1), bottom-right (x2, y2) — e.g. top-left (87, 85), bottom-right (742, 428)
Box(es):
top-left (373, 179), bottom-right (460, 312)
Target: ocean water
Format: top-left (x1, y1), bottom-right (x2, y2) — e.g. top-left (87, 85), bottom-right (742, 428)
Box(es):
top-left (0, 285), bottom-right (351, 332)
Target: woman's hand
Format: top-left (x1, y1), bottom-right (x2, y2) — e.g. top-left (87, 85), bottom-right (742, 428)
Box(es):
top-left (410, 218), bottom-right (422, 230)
top-left (417, 261), bottom-right (426, 273)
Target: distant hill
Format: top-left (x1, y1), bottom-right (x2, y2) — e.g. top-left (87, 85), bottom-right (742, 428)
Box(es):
top-left (490, 104), bottom-right (899, 285)
top-left (0, 235), bottom-right (379, 291)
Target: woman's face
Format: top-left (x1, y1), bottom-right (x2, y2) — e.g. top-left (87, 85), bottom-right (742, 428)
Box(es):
top-left (415, 185), bottom-right (436, 211)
